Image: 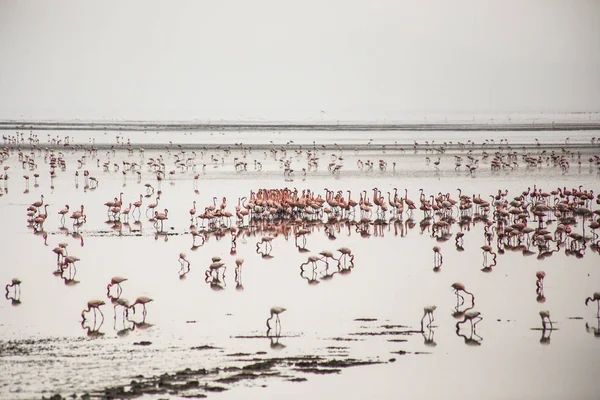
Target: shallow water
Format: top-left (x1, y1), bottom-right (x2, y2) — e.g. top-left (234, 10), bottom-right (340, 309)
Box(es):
top-left (1, 130), bottom-right (599, 399)
top-left (18, 126), bottom-right (600, 146)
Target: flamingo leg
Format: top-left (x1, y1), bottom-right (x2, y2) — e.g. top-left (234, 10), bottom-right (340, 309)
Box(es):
top-left (455, 292), bottom-right (465, 307)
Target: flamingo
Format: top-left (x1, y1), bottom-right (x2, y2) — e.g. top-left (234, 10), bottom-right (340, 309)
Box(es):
top-left (122, 203), bottom-right (132, 222)
top-left (433, 246), bottom-right (442, 264)
top-left (301, 255), bottom-right (321, 269)
top-left (536, 271), bottom-right (546, 290)
top-left (451, 282), bottom-right (474, 305)
top-left (146, 196), bottom-right (159, 216)
top-left (132, 195), bottom-right (143, 215)
top-left (58, 205), bottom-right (70, 223)
top-left (539, 310), bottom-right (552, 330)
top-left (113, 298), bottom-right (130, 321)
top-left (256, 236), bottom-right (274, 254)
top-left (421, 305), bottom-right (437, 331)
top-left (52, 245), bottom-right (67, 264)
top-left (62, 255), bottom-right (80, 269)
top-left (178, 252), bottom-right (189, 265)
top-left (585, 292), bottom-right (600, 317)
top-left (32, 194), bottom-right (44, 209)
top-left (266, 306), bottom-right (286, 330)
top-left (5, 278), bottom-right (21, 297)
top-left (206, 261), bottom-right (226, 279)
top-left (107, 276), bottom-right (128, 297)
top-left (337, 247), bottom-right (354, 263)
top-left (456, 311), bottom-right (482, 332)
top-left (154, 209), bottom-right (169, 231)
top-left (70, 205), bottom-right (86, 225)
top-left (81, 300), bottom-right (106, 322)
top-left (128, 296), bottom-right (153, 317)
top-left (189, 201), bottom-right (197, 223)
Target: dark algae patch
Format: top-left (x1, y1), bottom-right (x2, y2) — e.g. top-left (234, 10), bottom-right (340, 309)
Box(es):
top-left (56, 354), bottom-right (383, 399)
top-left (296, 368), bottom-right (341, 374)
top-left (191, 345), bottom-right (220, 351)
top-left (34, 320), bottom-right (401, 399)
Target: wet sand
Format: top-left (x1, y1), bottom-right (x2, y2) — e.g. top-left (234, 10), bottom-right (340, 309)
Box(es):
top-left (1, 129), bottom-right (599, 399)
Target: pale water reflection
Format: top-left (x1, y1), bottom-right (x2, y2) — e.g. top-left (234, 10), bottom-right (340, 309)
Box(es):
top-left (0, 129), bottom-right (599, 399)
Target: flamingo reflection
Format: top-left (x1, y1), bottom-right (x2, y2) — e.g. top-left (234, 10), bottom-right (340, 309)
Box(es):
top-left (538, 312), bottom-right (554, 345)
top-left (81, 319), bottom-right (105, 338)
top-left (60, 265), bottom-right (80, 286)
top-left (235, 258), bottom-right (244, 291)
top-left (269, 334), bottom-right (286, 350)
top-left (178, 253), bottom-right (191, 278)
top-left (455, 311), bottom-right (483, 345)
top-left (115, 317), bottom-right (135, 337)
top-left (206, 273), bottom-right (226, 291)
top-left (5, 278), bottom-right (22, 305)
top-left (422, 326), bottom-right (437, 347)
top-left (535, 271), bottom-right (546, 303)
top-left (585, 318), bottom-right (600, 338)
top-left (455, 231), bottom-right (465, 251)
top-left (206, 258), bottom-right (226, 281)
top-left (300, 260), bottom-right (320, 285)
top-left (432, 246), bottom-right (442, 268)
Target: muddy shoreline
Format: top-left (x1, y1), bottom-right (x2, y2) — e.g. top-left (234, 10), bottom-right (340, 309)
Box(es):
top-left (31, 343), bottom-right (395, 400)
top-left (7, 319), bottom-right (426, 400)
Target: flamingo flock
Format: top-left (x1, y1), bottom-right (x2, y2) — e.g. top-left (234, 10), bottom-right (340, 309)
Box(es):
top-left (1, 132), bottom-right (599, 344)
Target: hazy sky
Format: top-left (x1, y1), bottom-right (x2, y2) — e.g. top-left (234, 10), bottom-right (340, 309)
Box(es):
top-left (1, 1), bottom-right (599, 121)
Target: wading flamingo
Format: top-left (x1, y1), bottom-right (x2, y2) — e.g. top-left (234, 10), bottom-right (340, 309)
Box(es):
top-left (421, 305), bottom-right (437, 331)
top-left (81, 300), bottom-right (106, 322)
top-left (585, 292), bottom-right (600, 317)
top-left (266, 306), bottom-right (286, 331)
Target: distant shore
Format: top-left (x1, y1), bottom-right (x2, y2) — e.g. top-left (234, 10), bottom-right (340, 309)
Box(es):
top-left (3, 141), bottom-right (599, 153)
top-left (1, 120), bottom-right (600, 132)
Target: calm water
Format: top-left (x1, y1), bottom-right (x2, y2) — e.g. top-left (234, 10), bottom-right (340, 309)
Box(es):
top-left (36, 128), bottom-right (600, 147)
top-left (0, 130), bottom-right (599, 399)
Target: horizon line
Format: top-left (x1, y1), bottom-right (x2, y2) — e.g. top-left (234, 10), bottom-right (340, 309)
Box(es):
top-left (1, 118), bottom-right (600, 132)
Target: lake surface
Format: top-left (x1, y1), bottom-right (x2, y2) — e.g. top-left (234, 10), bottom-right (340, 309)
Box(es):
top-left (0, 128), bottom-right (599, 399)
